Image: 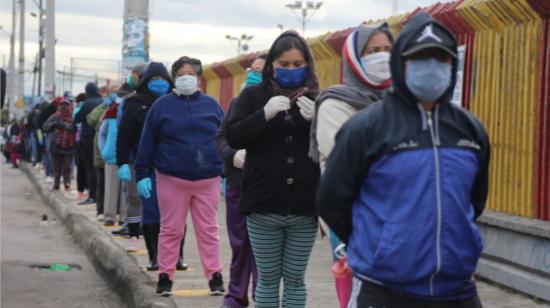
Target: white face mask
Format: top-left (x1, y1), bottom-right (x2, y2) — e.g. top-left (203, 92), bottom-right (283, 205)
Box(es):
top-left (361, 52), bottom-right (391, 84)
top-left (174, 75), bottom-right (198, 96)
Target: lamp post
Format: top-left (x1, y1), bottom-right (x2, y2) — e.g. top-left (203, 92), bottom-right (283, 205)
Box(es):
top-left (30, 0), bottom-right (45, 96)
top-left (225, 34), bottom-right (254, 56)
top-left (285, 1), bottom-right (323, 36)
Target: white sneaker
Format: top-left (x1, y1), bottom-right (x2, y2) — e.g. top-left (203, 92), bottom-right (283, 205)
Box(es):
top-left (45, 176), bottom-right (54, 184)
top-left (97, 214), bottom-right (104, 222)
top-left (126, 237), bottom-right (139, 252)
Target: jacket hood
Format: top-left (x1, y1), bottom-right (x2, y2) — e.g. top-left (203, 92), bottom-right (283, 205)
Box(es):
top-left (390, 13), bottom-right (458, 106)
top-left (85, 82), bottom-right (100, 97)
top-left (136, 62), bottom-right (174, 93)
top-left (342, 23), bottom-right (393, 93)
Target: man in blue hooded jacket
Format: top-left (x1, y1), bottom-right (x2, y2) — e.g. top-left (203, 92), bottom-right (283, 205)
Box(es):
top-left (317, 13), bottom-right (490, 307)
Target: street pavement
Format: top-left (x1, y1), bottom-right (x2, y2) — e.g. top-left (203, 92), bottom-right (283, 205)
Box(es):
top-left (0, 164), bottom-right (124, 308)
top-left (2, 162), bottom-right (550, 308)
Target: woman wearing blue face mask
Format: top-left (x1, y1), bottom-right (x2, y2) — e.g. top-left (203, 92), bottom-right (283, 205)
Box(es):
top-left (226, 30), bottom-right (320, 308)
top-left (116, 62), bottom-right (174, 255)
top-left (309, 24), bottom-right (393, 308)
top-left (135, 56), bottom-right (225, 297)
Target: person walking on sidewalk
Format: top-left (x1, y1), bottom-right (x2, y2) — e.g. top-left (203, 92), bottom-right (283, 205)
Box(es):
top-left (42, 99), bottom-right (75, 190)
top-left (117, 62), bottom-right (174, 253)
top-left (309, 24), bottom-right (394, 308)
top-left (226, 30), bottom-right (320, 308)
top-left (317, 13), bottom-right (490, 308)
top-left (135, 56), bottom-right (225, 297)
top-left (216, 54), bottom-right (266, 308)
top-left (74, 82), bottom-right (103, 205)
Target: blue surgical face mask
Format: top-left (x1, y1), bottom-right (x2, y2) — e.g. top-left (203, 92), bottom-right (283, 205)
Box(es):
top-left (246, 70), bottom-right (263, 86)
top-left (274, 66), bottom-right (308, 89)
top-left (405, 58), bottom-right (452, 102)
top-left (148, 79), bottom-right (170, 96)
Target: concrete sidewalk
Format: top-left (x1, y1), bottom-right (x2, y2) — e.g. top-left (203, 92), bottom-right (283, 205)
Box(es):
top-left (21, 163), bottom-right (550, 308)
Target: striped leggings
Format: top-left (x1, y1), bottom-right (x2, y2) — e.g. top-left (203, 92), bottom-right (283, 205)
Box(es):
top-left (247, 213), bottom-right (318, 308)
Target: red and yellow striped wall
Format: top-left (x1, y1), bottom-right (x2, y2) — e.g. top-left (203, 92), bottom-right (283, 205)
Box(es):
top-left (202, 0), bottom-right (550, 222)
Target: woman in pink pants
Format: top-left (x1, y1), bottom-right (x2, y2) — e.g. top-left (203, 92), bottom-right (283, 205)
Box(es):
top-left (134, 56), bottom-right (225, 297)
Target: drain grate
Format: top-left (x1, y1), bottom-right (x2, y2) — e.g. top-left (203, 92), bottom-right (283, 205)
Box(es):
top-left (30, 263), bottom-right (82, 271)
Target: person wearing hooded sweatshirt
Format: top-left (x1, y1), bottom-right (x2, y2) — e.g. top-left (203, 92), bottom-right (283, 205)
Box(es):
top-left (43, 99), bottom-right (75, 190)
top-left (317, 13), bottom-right (490, 308)
top-left (135, 56), bottom-right (224, 297)
top-left (309, 24), bottom-right (393, 308)
top-left (216, 54), bottom-right (266, 308)
top-left (75, 82), bottom-right (103, 205)
top-left (226, 30), bottom-right (320, 308)
top-left (73, 93), bottom-right (88, 200)
top-left (117, 62), bottom-right (179, 254)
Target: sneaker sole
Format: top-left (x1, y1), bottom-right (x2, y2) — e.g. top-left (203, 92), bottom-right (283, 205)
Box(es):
top-left (209, 290), bottom-right (225, 296)
top-left (156, 291), bottom-right (172, 297)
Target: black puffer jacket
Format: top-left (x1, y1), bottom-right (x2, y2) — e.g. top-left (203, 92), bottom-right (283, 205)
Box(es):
top-left (116, 62), bottom-right (173, 166)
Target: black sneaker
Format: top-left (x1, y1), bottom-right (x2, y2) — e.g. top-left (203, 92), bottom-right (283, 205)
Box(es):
top-left (176, 259), bottom-right (188, 271)
top-left (78, 198), bottom-right (95, 205)
top-left (111, 224), bottom-right (129, 236)
top-left (156, 273), bottom-right (172, 297)
top-left (209, 272), bottom-right (225, 296)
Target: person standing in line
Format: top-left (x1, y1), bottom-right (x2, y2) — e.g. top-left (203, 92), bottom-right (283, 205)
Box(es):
top-left (317, 13), bottom-right (490, 308)
top-left (74, 82), bottom-right (103, 205)
top-left (117, 62), bottom-right (174, 253)
top-left (135, 56), bottom-right (225, 297)
top-left (309, 24), bottom-right (394, 308)
top-left (37, 99), bottom-right (58, 182)
top-left (42, 99), bottom-right (75, 190)
top-left (226, 30), bottom-right (320, 308)
top-left (73, 93), bottom-right (88, 200)
top-left (216, 54), bottom-right (266, 308)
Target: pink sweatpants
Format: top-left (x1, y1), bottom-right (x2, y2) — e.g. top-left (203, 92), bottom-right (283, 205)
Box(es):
top-left (156, 171), bottom-right (222, 281)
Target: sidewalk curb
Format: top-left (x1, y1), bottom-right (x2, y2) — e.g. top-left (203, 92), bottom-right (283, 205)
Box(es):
top-left (21, 163), bottom-right (178, 308)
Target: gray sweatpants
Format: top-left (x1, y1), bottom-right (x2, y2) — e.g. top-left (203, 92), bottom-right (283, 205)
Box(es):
top-left (103, 164), bottom-right (124, 223)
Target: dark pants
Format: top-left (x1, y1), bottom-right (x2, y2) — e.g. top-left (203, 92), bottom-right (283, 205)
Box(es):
top-left (352, 279), bottom-right (483, 308)
top-left (96, 167), bottom-right (105, 215)
top-left (81, 137), bottom-right (96, 200)
top-left (76, 143), bottom-right (87, 193)
top-left (223, 184), bottom-right (257, 308)
top-left (52, 153), bottom-right (73, 188)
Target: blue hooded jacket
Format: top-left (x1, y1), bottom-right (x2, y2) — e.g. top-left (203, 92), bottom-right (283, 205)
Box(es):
top-left (135, 91), bottom-right (224, 181)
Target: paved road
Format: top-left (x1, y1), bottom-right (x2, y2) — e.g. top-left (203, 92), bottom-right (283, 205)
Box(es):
top-left (3, 163), bottom-right (549, 308)
top-left (0, 165), bottom-right (124, 308)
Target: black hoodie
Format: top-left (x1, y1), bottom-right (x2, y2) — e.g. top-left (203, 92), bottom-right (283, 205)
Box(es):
top-left (116, 62), bottom-right (173, 166)
top-left (74, 82), bottom-right (102, 139)
top-left (317, 13), bottom-right (490, 299)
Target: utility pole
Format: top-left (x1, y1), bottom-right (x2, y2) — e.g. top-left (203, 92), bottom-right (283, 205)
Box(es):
top-left (18, 0), bottom-right (25, 101)
top-left (69, 57), bottom-right (74, 94)
top-left (122, 0), bottom-right (149, 70)
top-left (285, 1), bottom-right (323, 37)
top-left (7, 0), bottom-right (17, 114)
top-left (44, 0), bottom-right (55, 99)
top-left (392, 0), bottom-right (398, 15)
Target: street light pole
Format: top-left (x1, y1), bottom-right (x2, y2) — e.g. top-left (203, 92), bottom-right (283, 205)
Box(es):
top-left (225, 34), bottom-right (253, 56)
top-left (44, 0), bottom-right (55, 99)
top-left (285, 1), bottom-right (323, 37)
top-left (7, 0), bottom-right (17, 113)
top-left (18, 0), bottom-right (25, 101)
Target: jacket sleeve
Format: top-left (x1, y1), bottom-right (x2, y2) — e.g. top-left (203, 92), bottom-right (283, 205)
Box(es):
top-left (101, 119), bottom-right (118, 164)
top-left (74, 102), bottom-right (91, 125)
top-left (471, 124), bottom-right (491, 220)
top-left (42, 114), bottom-right (59, 133)
top-left (317, 116), bottom-right (370, 244)
top-left (134, 103), bottom-right (159, 181)
top-left (86, 105), bottom-right (106, 129)
top-left (216, 100), bottom-right (238, 167)
top-left (116, 102), bottom-right (135, 166)
top-left (98, 120), bottom-right (108, 151)
top-left (226, 88), bottom-right (269, 149)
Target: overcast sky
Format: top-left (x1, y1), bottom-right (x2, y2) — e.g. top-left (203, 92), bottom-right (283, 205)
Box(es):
top-left (0, 0), bottom-right (439, 94)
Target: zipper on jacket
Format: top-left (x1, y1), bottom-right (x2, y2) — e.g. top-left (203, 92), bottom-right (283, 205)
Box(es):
top-left (186, 98), bottom-right (199, 180)
top-left (427, 109), bottom-right (443, 296)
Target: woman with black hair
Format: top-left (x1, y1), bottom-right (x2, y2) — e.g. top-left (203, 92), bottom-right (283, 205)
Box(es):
top-left (226, 30), bottom-right (320, 308)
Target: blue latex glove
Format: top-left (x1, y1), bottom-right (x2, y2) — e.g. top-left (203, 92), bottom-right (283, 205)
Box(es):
top-left (137, 177), bottom-right (152, 199)
top-left (117, 164), bottom-right (131, 182)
